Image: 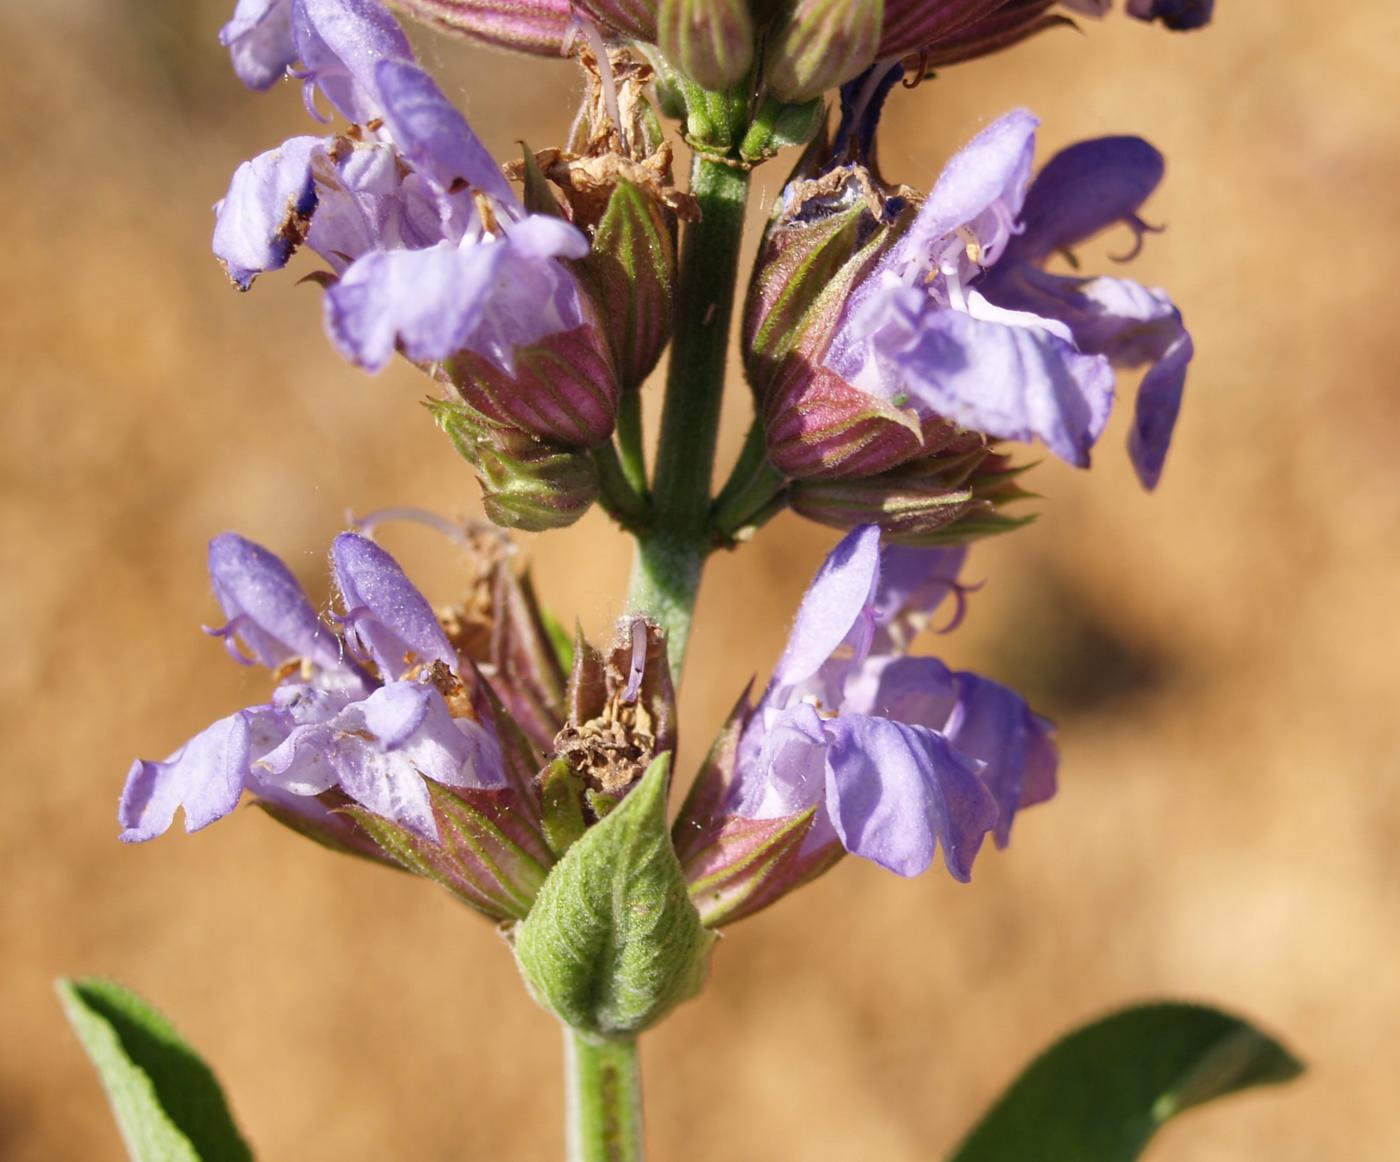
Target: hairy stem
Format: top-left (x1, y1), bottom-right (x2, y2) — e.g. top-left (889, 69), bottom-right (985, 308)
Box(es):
top-left (710, 419), bottom-right (789, 542)
top-left (627, 156), bottom-right (750, 678)
top-left (565, 1030), bottom-right (644, 1162)
top-left (615, 390), bottom-right (648, 498)
top-left (592, 442), bottom-right (651, 531)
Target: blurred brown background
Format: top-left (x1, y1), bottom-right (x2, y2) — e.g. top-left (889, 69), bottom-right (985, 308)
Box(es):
top-left (4, 1), bottom-right (1399, 1158)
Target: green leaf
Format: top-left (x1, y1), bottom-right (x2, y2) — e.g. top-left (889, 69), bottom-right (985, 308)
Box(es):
top-left (513, 754), bottom-right (715, 1037)
top-left (57, 977), bottom-right (253, 1162)
top-left (949, 1001), bottom-right (1303, 1162)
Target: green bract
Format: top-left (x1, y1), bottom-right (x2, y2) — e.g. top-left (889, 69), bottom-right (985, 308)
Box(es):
top-left (513, 754), bottom-right (715, 1037)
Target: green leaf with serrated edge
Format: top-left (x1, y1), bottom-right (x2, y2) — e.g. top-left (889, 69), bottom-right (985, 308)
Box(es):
top-left (57, 978), bottom-right (252, 1162)
top-left (513, 754), bottom-right (715, 1037)
top-left (949, 1002), bottom-right (1303, 1162)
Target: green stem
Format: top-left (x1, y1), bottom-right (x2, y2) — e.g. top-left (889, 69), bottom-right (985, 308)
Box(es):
top-left (628, 156), bottom-right (750, 678)
top-left (615, 390), bottom-right (648, 497)
top-left (710, 419), bottom-right (789, 543)
top-left (592, 443), bottom-right (650, 532)
top-left (565, 1030), bottom-right (644, 1162)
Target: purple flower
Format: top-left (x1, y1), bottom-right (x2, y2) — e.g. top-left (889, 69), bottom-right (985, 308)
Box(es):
top-left (978, 135), bottom-right (1193, 488)
top-left (221, 0), bottom-right (297, 89)
top-left (211, 0), bottom-right (604, 422)
top-left (716, 525), bottom-right (1056, 881)
top-left (1124, 0), bottom-right (1213, 30)
top-left (820, 107), bottom-right (1192, 488)
top-left (119, 532), bottom-right (507, 846)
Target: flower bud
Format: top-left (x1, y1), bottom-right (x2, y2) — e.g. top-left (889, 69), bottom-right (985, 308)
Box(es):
top-left (428, 400), bottom-right (600, 531)
top-left (574, 0), bottom-right (658, 43)
top-left (657, 0), bottom-right (755, 91)
top-left (390, 0), bottom-right (573, 56)
top-left (764, 0), bottom-right (883, 104)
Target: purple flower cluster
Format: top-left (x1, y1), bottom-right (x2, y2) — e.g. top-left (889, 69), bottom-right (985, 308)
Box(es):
top-left (754, 89), bottom-right (1192, 492)
top-left (120, 531), bottom-right (505, 845)
top-left (676, 526), bottom-right (1055, 924)
top-left (214, 0), bottom-right (592, 378)
top-left (829, 107), bottom-right (1192, 489)
top-left (733, 526), bottom-right (1055, 876)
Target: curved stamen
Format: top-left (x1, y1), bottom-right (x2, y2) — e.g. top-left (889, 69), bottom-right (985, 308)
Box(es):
top-left (1109, 213), bottom-right (1166, 263)
top-left (933, 579), bottom-right (984, 635)
top-left (203, 617), bottom-right (260, 666)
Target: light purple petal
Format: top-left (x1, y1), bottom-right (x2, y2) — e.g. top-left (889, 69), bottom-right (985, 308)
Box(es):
top-left (260, 682), bottom-right (503, 839)
top-left (1129, 328), bottom-right (1193, 489)
top-left (733, 701), bottom-right (831, 819)
top-left (871, 544), bottom-right (968, 649)
top-left (885, 108), bottom-right (1039, 275)
top-left (464, 233), bottom-right (586, 373)
top-left (824, 714), bottom-right (996, 879)
top-left (252, 722), bottom-right (342, 795)
top-left (323, 734), bottom-right (439, 838)
top-left (1006, 136), bottom-right (1165, 264)
top-left (304, 139), bottom-right (415, 270)
top-left (983, 269), bottom-right (1193, 489)
top-left (292, 0), bottom-right (414, 123)
top-left (944, 671), bottom-right (1058, 847)
top-left (221, 0), bottom-right (296, 89)
top-left (212, 136), bottom-right (322, 290)
top-left (120, 707), bottom-right (291, 841)
top-left (206, 532), bottom-right (340, 669)
top-left (322, 239), bottom-right (508, 370)
top-left (842, 655), bottom-right (957, 727)
top-left (771, 525), bottom-right (883, 690)
top-left (330, 532), bottom-right (456, 677)
top-left (1052, 275), bottom-right (1192, 489)
top-left (506, 213), bottom-right (590, 261)
top-left (353, 682), bottom-right (499, 789)
top-left (373, 59), bottom-right (516, 206)
top-left (1021, 713), bottom-right (1059, 811)
top-left (864, 287), bottom-right (1115, 467)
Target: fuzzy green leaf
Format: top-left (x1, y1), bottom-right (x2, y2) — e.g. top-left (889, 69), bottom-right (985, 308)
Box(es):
top-left (513, 754), bottom-right (714, 1037)
top-left (949, 1001), bottom-right (1303, 1162)
top-left (57, 978), bottom-right (252, 1162)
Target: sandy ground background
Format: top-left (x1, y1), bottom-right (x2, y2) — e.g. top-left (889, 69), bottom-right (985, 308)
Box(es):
top-left (4, 1), bottom-right (1399, 1158)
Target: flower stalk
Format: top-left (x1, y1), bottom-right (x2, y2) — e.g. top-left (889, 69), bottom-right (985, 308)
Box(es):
top-left (627, 156), bottom-right (750, 678)
top-left (565, 1030), bottom-right (644, 1162)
